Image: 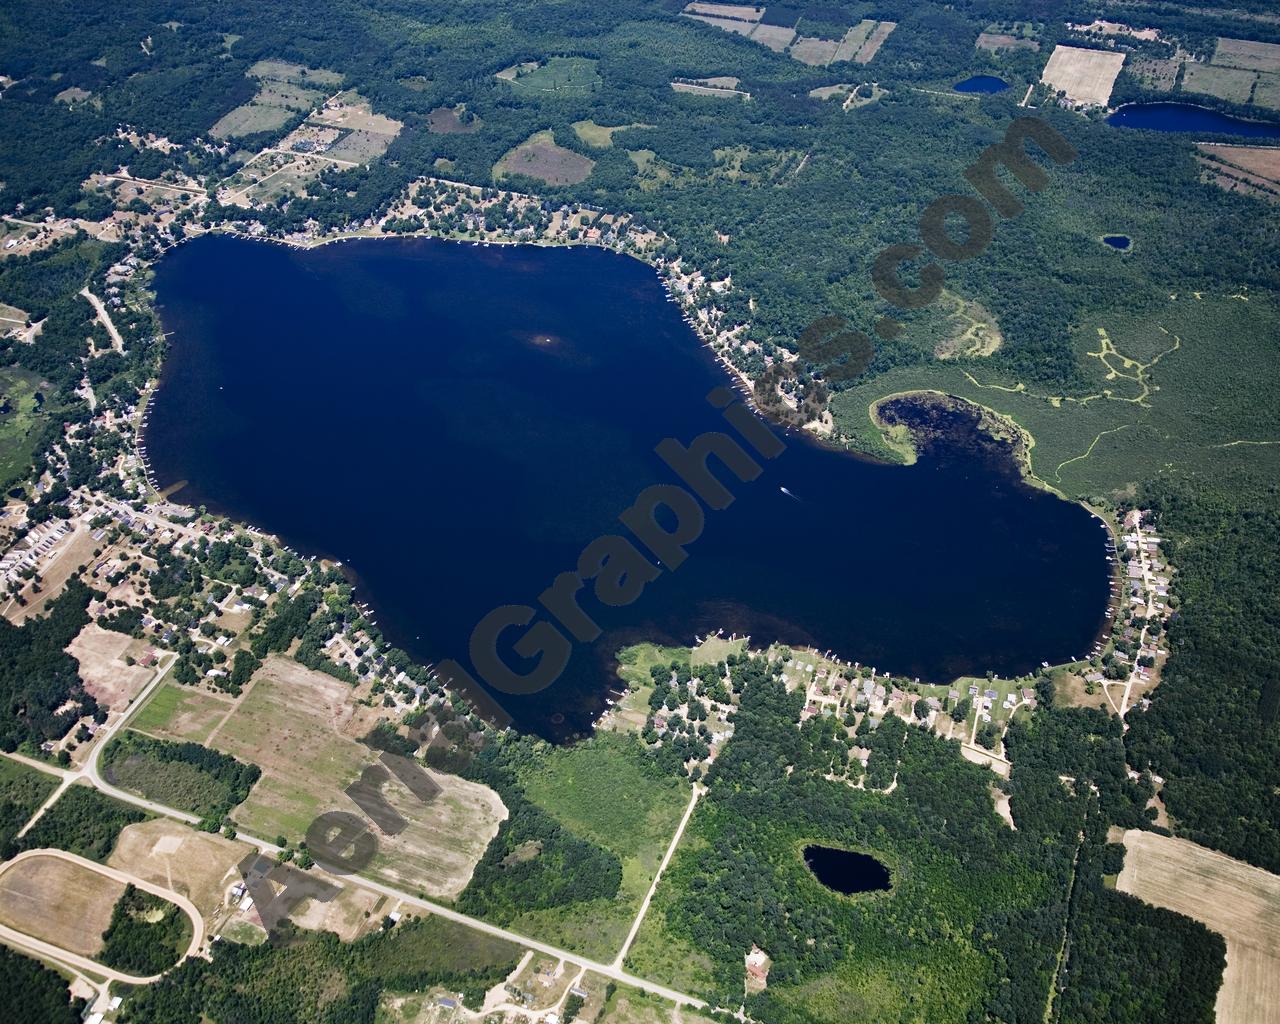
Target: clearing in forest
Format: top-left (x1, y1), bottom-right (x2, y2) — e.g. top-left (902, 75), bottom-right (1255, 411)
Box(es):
top-left (494, 131), bottom-right (596, 185)
top-left (1212, 36), bottom-right (1280, 73)
top-left (1117, 830), bottom-right (1280, 1024)
top-left (1041, 45), bottom-right (1126, 106)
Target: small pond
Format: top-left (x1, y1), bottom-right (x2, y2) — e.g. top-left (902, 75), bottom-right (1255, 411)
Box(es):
top-left (954, 75), bottom-right (1010, 94)
top-left (1103, 235), bottom-right (1131, 250)
top-left (803, 845), bottom-right (892, 895)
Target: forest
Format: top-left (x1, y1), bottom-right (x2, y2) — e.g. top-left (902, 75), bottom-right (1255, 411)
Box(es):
top-left (628, 653), bottom-right (1223, 1024)
top-left (101, 732), bottom-right (262, 825)
top-left (0, 579), bottom-right (98, 752)
top-left (0, 946), bottom-right (85, 1024)
top-left (118, 915), bottom-right (521, 1024)
top-left (100, 885), bottom-right (194, 976)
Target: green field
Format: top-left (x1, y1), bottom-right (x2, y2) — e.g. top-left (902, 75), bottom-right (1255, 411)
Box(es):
top-left (499, 56), bottom-right (600, 98)
top-left (130, 681), bottom-right (232, 743)
top-left (832, 293), bottom-right (1280, 503)
top-left (510, 733), bottom-right (691, 956)
top-left (0, 367), bottom-right (58, 492)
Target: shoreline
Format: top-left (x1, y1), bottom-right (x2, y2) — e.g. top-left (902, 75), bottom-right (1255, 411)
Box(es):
top-left (132, 226), bottom-right (1114, 741)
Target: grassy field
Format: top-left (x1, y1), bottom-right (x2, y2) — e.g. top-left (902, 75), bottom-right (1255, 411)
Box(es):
top-left (0, 853), bottom-right (125, 957)
top-left (499, 57), bottom-right (600, 98)
top-left (1183, 62), bottom-right (1257, 104)
top-left (0, 367), bottom-right (55, 492)
top-left (511, 733), bottom-right (691, 956)
top-left (494, 131), bottom-right (595, 186)
top-left (130, 680), bottom-right (234, 743)
top-left (214, 657), bottom-right (505, 899)
top-left (831, 293), bottom-right (1280, 502)
top-left (572, 120), bottom-right (647, 148)
top-left (1118, 830), bottom-right (1280, 1024)
top-left (0, 758), bottom-right (58, 853)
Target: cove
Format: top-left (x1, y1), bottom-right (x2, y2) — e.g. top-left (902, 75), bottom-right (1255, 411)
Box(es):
top-left (803, 845), bottom-right (891, 895)
top-left (146, 235), bottom-right (1111, 739)
top-left (1108, 101), bottom-right (1280, 138)
top-left (953, 75), bottom-right (1009, 94)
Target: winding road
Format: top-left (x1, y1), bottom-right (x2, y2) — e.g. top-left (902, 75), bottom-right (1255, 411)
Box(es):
top-left (0, 848), bottom-right (203, 984)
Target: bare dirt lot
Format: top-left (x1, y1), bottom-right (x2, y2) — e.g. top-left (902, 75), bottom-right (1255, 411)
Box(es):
top-left (1041, 45), bottom-right (1126, 106)
top-left (495, 131), bottom-right (595, 185)
top-left (0, 852), bottom-right (125, 957)
top-left (68, 623), bottom-right (155, 712)
top-left (108, 818), bottom-right (253, 923)
top-left (1117, 830), bottom-right (1280, 1024)
top-left (214, 656), bottom-right (506, 899)
top-left (427, 105), bottom-right (479, 134)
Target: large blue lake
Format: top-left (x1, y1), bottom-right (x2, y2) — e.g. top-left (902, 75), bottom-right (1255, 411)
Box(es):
top-left (147, 236), bottom-right (1110, 737)
top-left (1108, 101), bottom-right (1280, 137)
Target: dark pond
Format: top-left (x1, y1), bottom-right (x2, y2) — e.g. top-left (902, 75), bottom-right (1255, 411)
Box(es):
top-left (1107, 101), bottom-right (1280, 138)
top-left (147, 235), bottom-right (1111, 739)
top-left (804, 845), bottom-right (892, 894)
top-left (1103, 235), bottom-right (1131, 250)
top-left (953, 75), bottom-right (1010, 94)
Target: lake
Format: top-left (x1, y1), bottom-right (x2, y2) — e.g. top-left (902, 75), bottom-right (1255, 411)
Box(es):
top-left (1108, 101), bottom-right (1280, 137)
top-left (147, 235), bottom-right (1111, 738)
top-left (953, 75), bottom-right (1010, 94)
top-left (803, 845), bottom-right (892, 895)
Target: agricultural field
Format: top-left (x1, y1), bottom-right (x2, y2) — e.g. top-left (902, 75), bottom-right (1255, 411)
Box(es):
top-left (0, 852), bottom-right (125, 957)
top-left (1197, 143), bottom-right (1280, 201)
top-left (107, 818), bottom-right (254, 923)
top-left (680, 7), bottom-right (893, 65)
top-left (1182, 62), bottom-right (1258, 104)
top-left (494, 131), bottom-right (595, 186)
top-left (130, 678), bottom-right (234, 742)
top-left (1212, 36), bottom-right (1280, 74)
top-left (1118, 830), bottom-right (1280, 1024)
top-left (1041, 45), bottom-right (1126, 106)
top-left (211, 61), bottom-right (338, 139)
top-left (495, 57), bottom-right (600, 98)
top-left (212, 656), bottom-right (506, 899)
top-left (976, 31), bottom-right (1039, 52)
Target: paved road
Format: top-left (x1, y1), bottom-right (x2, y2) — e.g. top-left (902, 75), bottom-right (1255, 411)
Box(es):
top-left (614, 785), bottom-right (702, 968)
top-left (0, 848), bottom-right (204, 983)
top-left (3, 651), bottom-right (713, 1009)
